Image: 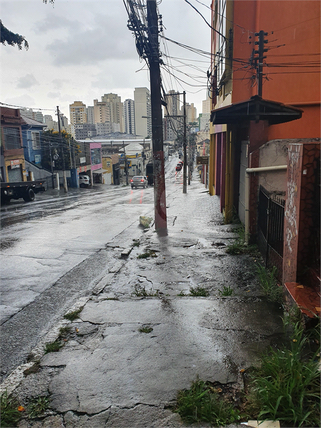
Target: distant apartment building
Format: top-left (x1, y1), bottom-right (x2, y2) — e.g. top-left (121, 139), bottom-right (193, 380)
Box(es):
top-left (87, 106), bottom-right (94, 124)
top-left (202, 96), bottom-right (211, 115)
top-left (74, 123), bottom-right (96, 140)
top-left (123, 99), bottom-right (135, 135)
top-left (95, 122), bottom-right (113, 136)
top-left (134, 87), bottom-right (151, 138)
top-left (94, 99), bottom-right (111, 124)
top-left (69, 101), bottom-right (87, 125)
top-left (164, 90), bottom-right (181, 141)
top-left (43, 115), bottom-right (58, 132)
top-left (19, 108), bottom-right (44, 124)
top-left (181, 102), bottom-right (197, 124)
top-left (101, 93), bottom-right (124, 133)
top-left (199, 113), bottom-right (210, 132)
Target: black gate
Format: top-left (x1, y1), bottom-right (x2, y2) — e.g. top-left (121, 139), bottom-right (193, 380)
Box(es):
top-left (257, 185), bottom-right (285, 281)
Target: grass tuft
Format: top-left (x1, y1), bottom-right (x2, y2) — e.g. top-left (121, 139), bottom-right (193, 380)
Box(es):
top-left (139, 326), bottom-right (153, 333)
top-left (256, 264), bottom-right (283, 303)
top-left (27, 396), bottom-right (50, 418)
top-left (248, 321), bottom-right (320, 427)
top-left (226, 227), bottom-right (257, 255)
top-left (174, 378), bottom-right (241, 426)
top-left (133, 284), bottom-right (157, 297)
top-left (219, 285), bottom-right (233, 296)
top-left (59, 326), bottom-right (71, 338)
top-left (63, 307), bottom-right (83, 321)
top-left (137, 249), bottom-right (157, 259)
top-left (0, 391), bottom-right (22, 427)
top-left (189, 286), bottom-right (209, 297)
top-left (44, 340), bottom-right (62, 353)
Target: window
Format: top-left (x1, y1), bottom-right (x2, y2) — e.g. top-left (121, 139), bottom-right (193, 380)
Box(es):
top-left (215, 0), bottom-right (227, 84)
top-left (3, 127), bottom-right (21, 150)
top-left (31, 132), bottom-right (41, 150)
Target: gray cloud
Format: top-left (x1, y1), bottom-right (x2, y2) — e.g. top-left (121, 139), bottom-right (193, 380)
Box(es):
top-left (17, 74), bottom-right (39, 89)
top-left (47, 92), bottom-right (61, 99)
top-left (46, 12), bottom-right (136, 66)
top-left (52, 79), bottom-right (68, 90)
top-left (34, 15), bottom-right (81, 33)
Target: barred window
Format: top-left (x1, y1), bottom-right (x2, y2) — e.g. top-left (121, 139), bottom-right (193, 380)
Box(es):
top-left (31, 132), bottom-right (41, 150)
top-left (3, 127), bottom-right (21, 150)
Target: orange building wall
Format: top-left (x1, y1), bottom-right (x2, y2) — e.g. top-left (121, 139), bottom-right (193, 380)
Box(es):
top-left (232, 0), bottom-right (320, 138)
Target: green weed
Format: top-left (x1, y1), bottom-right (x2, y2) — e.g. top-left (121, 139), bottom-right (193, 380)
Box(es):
top-left (189, 286), bottom-right (209, 297)
top-left (219, 285), bottom-right (233, 296)
top-left (226, 227), bottom-right (257, 255)
top-left (256, 264), bottom-right (283, 303)
top-left (248, 321), bottom-right (320, 427)
top-left (59, 326), bottom-right (71, 338)
top-left (177, 291), bottom-right (187, 296)
top-left (132, 239), bottom-right (140, 247)
top-left (174, 378), bottom-right (241, 426)
top-left (133, 284), bottom-right (157, 297)
top-left (137, 249), bottom-right (157, 259)
top-left (44, 340), bottom-right (62, 353)
top-left (63, 307), bottom-right (83, 321)
top-left (27, 396), bottom-right (50, 418)
top-left (0, 391), bottom-right (22, 427)
top-left (139, 326), bottom-right (153, 333)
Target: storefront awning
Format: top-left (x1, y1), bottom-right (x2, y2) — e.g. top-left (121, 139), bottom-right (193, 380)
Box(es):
top-left (92, 168), bottom-right (103, 174)
top-left (210, 95), bottom-right (302, 125)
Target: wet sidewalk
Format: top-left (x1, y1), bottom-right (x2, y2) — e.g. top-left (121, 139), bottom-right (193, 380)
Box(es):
top-left (4, 176), bottom-right (284, 428)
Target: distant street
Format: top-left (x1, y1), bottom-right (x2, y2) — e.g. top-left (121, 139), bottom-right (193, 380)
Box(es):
top-left (0, 156), bottom-right (184, 378)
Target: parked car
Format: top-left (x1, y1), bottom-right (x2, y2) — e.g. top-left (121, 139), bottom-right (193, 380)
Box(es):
top-left (79, 175), bottom-right (90, 188)
top-left (130, 176), bottom-right (148, 189)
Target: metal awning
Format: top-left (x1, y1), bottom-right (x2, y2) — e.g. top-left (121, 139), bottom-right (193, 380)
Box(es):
top-left (210, 95), bottom-right (302, 125)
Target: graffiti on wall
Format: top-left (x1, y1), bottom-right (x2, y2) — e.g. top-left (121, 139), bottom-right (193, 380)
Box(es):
top-left (284, 145), bottom-right (300, 254)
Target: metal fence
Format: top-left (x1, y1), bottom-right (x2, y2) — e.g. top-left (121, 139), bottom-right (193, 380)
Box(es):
top-left (257, 185), bottom-right (285, 281)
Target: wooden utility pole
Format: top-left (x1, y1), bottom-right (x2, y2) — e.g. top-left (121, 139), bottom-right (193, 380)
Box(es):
top-left (255, 30), bottom-right (268, 97)
top-left (183, 91), bottom-right (187, 194)
top-left (57, 106), bottom-right (68, 192)
top-left (147, 0), bottom-right (167, 235)
top-left (122, 141), bottom-right (129, 185)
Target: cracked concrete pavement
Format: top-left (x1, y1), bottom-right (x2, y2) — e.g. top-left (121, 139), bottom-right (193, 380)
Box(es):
top-left (4, 176), bottom-right (284, 427)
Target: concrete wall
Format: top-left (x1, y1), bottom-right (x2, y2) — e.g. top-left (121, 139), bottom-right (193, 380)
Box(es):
top-left (258, 140), bottom-right (288, 194)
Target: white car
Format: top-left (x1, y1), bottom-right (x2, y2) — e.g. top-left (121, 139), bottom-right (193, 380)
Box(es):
top-left (79, 175), bottom-right (90, 188)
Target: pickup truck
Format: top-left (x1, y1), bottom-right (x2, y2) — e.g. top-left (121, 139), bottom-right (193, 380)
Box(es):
top-left (0, 180), bottom-right (46, 203)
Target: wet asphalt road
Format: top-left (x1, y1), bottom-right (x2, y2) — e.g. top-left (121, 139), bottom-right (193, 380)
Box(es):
top-left (0, 157), bottom-right (185, 380)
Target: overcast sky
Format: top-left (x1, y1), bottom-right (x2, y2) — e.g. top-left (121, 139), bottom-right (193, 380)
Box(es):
top-left (0, 0), bottom-right (211, 121)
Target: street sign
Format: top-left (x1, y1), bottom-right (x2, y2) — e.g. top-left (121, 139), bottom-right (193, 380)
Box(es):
top-left (197, 156), bottom-right (209, 165)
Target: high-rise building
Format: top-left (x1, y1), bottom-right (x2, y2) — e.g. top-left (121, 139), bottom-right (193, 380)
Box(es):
top-left (95, 122), bottom-right (112, 136)
top-left (202, 96), bottom-right (211, 115)
top-left (164, 90), bottom-right (181, 141)
top-left (34, 111), bottom-right (44, 123)
top-left (87, 106), bottom-right (94, 124)
top-left (101, 93), bottom-right (124, 133)
top-left (123, 99), bottom-right (135, 135)
top-left (181, 103), bottom-right (197, 124)
top-left (134, 87), bottom-right (151, 138)
top-left (43, 115), bottom-right (58, 132)
top-left (69, 101), bottom-right (87, 125)
top-left (74, 123), bottom-right (96, 140)
top-left (93, 99), bottom-right (111, 124)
